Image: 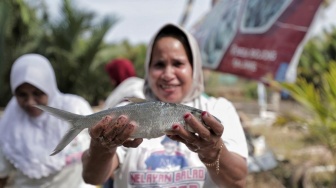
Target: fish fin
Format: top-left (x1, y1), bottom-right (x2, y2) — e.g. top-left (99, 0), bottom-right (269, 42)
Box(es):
top-left (50, 128), bottom-right (84, 156)
top-left (34, 105), bottom-right (86, 155)
top-left (123, 97), bottom-right (147, 103)
top-left (34, 105), bottom-right (82, 122)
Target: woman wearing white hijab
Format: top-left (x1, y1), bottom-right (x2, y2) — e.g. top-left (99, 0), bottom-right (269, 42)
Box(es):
top-left (82, 23), bottom-right (248, 188)
top-left (0, 54), bottom-right (94, 188)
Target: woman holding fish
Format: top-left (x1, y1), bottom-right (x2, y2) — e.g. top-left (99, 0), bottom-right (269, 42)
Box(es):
top-left (82, 24), bottom-right (248, 188)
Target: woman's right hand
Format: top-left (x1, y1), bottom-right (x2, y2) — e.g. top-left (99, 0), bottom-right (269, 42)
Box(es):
top-left (83, 115), bottom-right (143, 184)
top-left (88, 115), bottom-right (143, 151)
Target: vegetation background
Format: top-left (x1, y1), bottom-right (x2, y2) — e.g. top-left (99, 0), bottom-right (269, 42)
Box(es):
top-left (1, 0), bottom-right (336, 187)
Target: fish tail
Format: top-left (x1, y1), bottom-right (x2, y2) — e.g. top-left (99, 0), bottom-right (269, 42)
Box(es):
top-left (34, 105), bottom-right (86, 156)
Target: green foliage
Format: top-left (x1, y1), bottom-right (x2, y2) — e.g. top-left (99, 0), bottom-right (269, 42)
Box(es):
top-left (281, 62), bottom-right (336, 165)
top-left (0, 0), bottom-right (43, 106)
top-left (293, 28), bottom-right (336, 163)
top-left (93, 40), bottom-right (147, 79)
top-left (35, 0), bottom-right (119, 105)
top-left (243, 81), bottom-right (258, 99)
top-left (298, 28), bottom-right (336, 90)
top-left (0, 0), bottom-right (149, 107)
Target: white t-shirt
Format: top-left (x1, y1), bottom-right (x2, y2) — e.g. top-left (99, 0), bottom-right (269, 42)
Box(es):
top-left (114, 95), bottom-right (248, 188)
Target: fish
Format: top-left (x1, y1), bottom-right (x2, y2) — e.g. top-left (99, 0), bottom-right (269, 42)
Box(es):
top-left (34, 97), bottom-right (221, 156)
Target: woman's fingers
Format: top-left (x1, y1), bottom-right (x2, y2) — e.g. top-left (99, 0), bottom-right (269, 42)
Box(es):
top-left (89, 115), bottom-right (139, 149)
top-left (168, 111), bottom-right (224, 154)
top-left (103, 115), bottom-right (129, 142)
top-left (171, 124), bottom-right (199, 145)
top-left (123, 138), bottom-right (143, 148)
top-left (89, 116), bottom-right (113, 139)
top-left (201, 111), bottom-right (224, 136)
top-left (184, 113), bottom-right (211, 141)
top-left (108, 122), bottom-right (137, 146)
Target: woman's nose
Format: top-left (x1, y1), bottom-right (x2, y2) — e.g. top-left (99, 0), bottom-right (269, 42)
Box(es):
top-left (25, 95), bottom-right (37, 106)
top-left (161, 66), bottom-right (175, 81)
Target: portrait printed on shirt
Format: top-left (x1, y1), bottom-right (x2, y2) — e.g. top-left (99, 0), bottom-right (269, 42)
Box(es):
top-left (144, 136), bottom-right (188, 171)
top-left (131, 136), bottom-right (206, 187)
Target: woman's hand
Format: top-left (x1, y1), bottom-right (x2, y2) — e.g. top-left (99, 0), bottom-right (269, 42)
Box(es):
top-left (83, 115), bottom-right (143, 184)
top-left (167, 111), bottom-right (224, 162)
top-left (167, 111), bottom-right (247, 187)
top-left (89, 115), bottom-right (143, 151)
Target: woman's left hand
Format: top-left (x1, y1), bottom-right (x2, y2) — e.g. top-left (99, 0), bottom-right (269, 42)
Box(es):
top-left (167, 111), bottom-right (224, 162)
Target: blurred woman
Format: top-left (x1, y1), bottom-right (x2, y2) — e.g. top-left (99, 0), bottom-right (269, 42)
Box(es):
top-left (82, 23), bottom-right (248, 188)
top-left (104, 58), bottom-right (144, 109)
top-left (0, 54), bottom-right (94, 188)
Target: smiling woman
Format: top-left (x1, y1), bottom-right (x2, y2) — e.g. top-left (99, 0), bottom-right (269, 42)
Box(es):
top-left (148, 36), bottom-right (194, 103)
top-left (82, 23), bottom-right (248, 188)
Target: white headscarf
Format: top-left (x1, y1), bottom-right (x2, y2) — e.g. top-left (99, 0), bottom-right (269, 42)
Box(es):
top-left (0, 54), bottom-right (91, 179)
top-left (143, 23), bottom-right (204, 103)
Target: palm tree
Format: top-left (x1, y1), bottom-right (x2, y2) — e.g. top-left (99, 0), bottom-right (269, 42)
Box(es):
top-left (0, 0), bottom-right (119, 106)
top-left (36, 0), bottom-right (118, 105)
top-left (0, 0), bottom-right (43, 106)
top-left (298, 29), bottom-right (336, 91)
top-left (281, 62), bottom-right (336, 185)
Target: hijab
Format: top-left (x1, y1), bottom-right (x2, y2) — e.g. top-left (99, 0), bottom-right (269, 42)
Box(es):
top-left (143, 23), bottom-right (204, 103)
top-left (0, 54), bottom-right (83, 179)
top-left (105, 58), bottom-right (136, 86)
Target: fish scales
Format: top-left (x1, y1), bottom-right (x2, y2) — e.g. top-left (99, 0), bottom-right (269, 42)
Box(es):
top-left (34, 98), bottom-right (219, 155)
top-left (82, 101), bottom-right (200, 138)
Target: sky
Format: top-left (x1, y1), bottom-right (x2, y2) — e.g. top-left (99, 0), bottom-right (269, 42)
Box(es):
top-left (45, 0), bottom-right (212, 44)
top-left (43, 0), bottom-right (336, 44)
top-left (310, 1), bottom-right (336, 36)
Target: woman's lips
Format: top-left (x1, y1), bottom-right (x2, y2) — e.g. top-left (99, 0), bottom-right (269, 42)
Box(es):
top-left (160, 84), bottom-right (179, 92)
top-left (161, 84), bottom-right (174, 89)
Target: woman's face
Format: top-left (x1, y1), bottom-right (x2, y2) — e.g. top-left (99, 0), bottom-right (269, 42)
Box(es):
top-left (15, 83), bottom-right (48, 117)
top-left (149, 36), bottom-right (193, 103)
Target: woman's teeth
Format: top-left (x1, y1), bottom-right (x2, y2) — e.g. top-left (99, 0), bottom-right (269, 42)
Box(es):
top-left (161, 85), bottom-right (175, 89)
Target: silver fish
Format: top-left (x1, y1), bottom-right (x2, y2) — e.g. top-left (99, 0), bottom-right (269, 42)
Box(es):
top-left (34, 97), bottom-right (221, 156)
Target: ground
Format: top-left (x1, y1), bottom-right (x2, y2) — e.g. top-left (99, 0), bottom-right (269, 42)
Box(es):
top-left (233, 99), bottom-right (335, 187)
